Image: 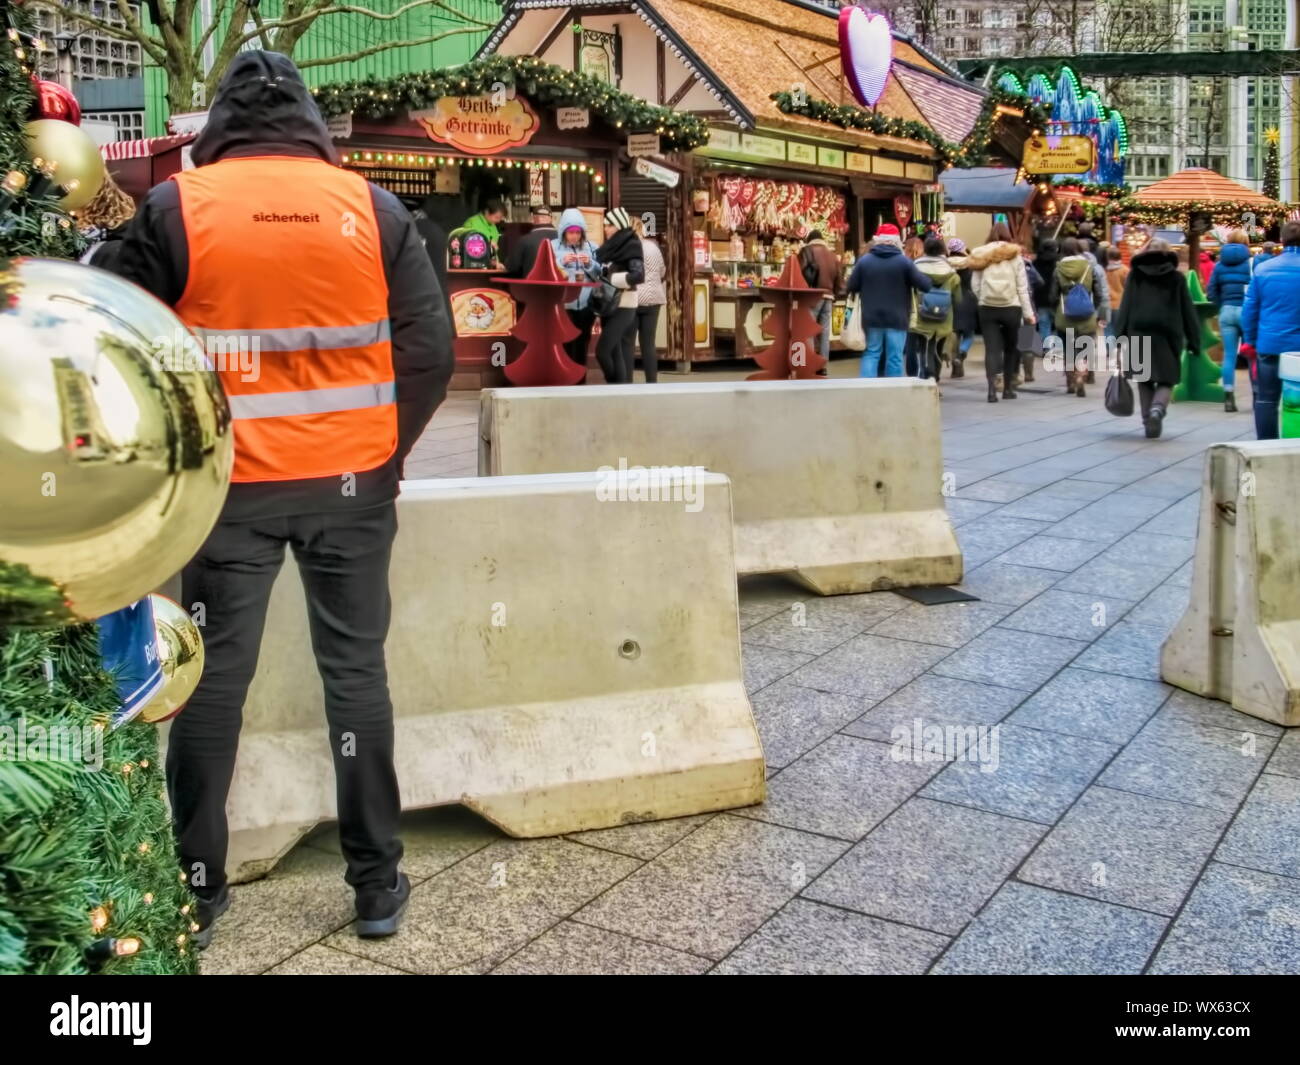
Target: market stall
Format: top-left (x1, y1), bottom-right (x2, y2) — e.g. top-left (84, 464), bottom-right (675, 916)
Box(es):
top-left (938, 166), bottom-right (1044, 249)
top-left (312, 56), bottom-right (706, 389)
top-left (100, 133), bottom-right (195, 202)
top-left (478, 0), bottom-right (1033, 371)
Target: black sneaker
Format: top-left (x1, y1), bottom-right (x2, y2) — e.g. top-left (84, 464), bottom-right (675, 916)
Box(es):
top-left (192, 884), bottom-right (230, 950)
top-left (356, 872), bottom-right (411, 939)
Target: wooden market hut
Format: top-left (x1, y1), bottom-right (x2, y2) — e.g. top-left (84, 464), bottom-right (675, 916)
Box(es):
top-left (1127, 167), bottom-right (1282, 263)
top-left (479, 0), bottom-right (1032, 371)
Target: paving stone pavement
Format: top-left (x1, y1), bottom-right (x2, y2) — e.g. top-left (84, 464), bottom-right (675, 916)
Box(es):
top-left (204, 356), bottom-right (1298, 975)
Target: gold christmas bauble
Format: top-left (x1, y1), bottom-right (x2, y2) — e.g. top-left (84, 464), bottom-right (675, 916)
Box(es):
top-left (0, 258), bottom-right (233, 626)
top-left (139, 593), bottom-right (203, 723)
top-left (23, 119), bottom-right (107, 211)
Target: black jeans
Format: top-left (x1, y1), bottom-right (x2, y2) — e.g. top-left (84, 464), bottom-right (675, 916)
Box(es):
top-left (622, 305), bottom-right (662, 383)
top-left (596, 307), bottom-right (637, 383)
top-left (908, 333), bottom-right (943, 380)
top-left (564, 306), bottom-right (595, 375)
top-left (168, 503), bottom-right (402, 895)
top-left (978, 305), bottom-right (1022, 381)
top-left (1254, 354), bottom-right (1281, 439)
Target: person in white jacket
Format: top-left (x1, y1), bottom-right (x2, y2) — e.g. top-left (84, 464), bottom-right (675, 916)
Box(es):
top-left (967, 222), bottom-right (1036, 403)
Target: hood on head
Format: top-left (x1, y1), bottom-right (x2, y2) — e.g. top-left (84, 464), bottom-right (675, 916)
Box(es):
top-left (916, 255), bottom-right (954, 275)
top-left (870, 243), bottom-right (902, 258)
top-left (1220, 242), bottom-right (1250, 266)
top-left (966, 241), bottom-right (1022, 270)
top-left (555, 207), bottom-right (588, 241)
top-left (191, 52), bottom-right (336, 168)
top-left (1131, 249), bottom-right (1179, 276)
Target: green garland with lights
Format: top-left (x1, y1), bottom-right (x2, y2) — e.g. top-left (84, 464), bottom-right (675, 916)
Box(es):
top-left (1, 1), bottom-right (196, 976)
top-left (1038, 180), bottom-right (1131, 199)
top-left (313, 54), bottom-right (710, 152)
top-left (1109, 198), bottom-right (1294, 227)
top-left (770, 87), bottom-right (1050, 168)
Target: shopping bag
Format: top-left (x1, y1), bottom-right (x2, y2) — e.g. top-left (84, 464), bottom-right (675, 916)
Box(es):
top-left (1104, 373), bottom-right (1134, 417)
top-left (840, 295), bottom-right (866, 351)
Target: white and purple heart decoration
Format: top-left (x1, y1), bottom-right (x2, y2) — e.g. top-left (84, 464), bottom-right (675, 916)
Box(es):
top-left (839, 7), bottom-right (893, 110)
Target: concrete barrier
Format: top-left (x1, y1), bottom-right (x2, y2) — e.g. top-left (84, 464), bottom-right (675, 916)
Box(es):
top-left (204, 473), bottom-right (764, 882)
top-left (479, 379), bottom-right (961, 595)
top-left (1161, 440), bottom-right (1300, 727)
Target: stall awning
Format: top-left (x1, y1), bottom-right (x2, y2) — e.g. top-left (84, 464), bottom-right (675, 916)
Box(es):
top-left (100, 134), bottom-right (195, 161)
top-left (939, 167), bottom-right (1035, 210)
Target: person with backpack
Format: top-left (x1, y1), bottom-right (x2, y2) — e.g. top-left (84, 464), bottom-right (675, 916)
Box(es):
top-left (1206, 228), bottom-right (1252, 413)
top-left (1113, 238), bottom-right (1202, 439)
top-left (947, 238), bottom-right (977, 379)
top-left (907, 234), bottom-right (961, 382)
top-left (800, 230), bottom-right (845, 376)
top-left (1047, 236), bottom-right (1110, 397)
top-left (967, 222), bottom-right (1035, 402)
top-left (845, 223), bottom-right (933, 377)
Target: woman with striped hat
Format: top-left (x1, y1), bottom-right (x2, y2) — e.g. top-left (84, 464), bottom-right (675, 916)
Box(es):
top-left (593, 206), bottom-right (645, 383)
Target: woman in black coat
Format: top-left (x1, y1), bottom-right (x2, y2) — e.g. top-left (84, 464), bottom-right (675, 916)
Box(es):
top-left (946, 238), bottom-right (978, 378)
top-left (593, 206), bottom-right (645, 384)
top-left (1113, 239), bottom-right (1201, 439)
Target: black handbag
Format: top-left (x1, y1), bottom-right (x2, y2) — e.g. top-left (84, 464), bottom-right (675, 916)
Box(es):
top-left (1105, 372), bottom-right (1134, 417)
top-left (588, 278), bottom-right (620, 317)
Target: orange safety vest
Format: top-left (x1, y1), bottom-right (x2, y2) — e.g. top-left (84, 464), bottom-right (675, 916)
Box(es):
top-left (172, 156), bottom-right (395, 483)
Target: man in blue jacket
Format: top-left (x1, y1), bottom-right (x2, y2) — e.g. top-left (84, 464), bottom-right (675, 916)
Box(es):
top-left (846, 223), bottom-right (932, 377)
top-left (1206, 233), bottom-right (1253, 412)
top-left (1242, 221), bottom-right (1300, 438)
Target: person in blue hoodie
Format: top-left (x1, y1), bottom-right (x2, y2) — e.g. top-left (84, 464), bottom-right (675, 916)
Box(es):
top-left (1206, 230), bottom-right (1253, 413)
top-left (845, 222), bottom-right (932, 377)
top-left (1242, 220), bottom-right (1300, 439)
top-left (551, 207), bottom-right (602, 373)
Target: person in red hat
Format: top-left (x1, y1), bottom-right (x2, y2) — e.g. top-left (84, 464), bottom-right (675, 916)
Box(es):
top-left (845, 223), bottom-right (933, 377)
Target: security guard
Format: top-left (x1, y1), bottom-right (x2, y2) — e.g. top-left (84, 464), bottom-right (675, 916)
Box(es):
top-left (115, 52), bottom-right (452, 946)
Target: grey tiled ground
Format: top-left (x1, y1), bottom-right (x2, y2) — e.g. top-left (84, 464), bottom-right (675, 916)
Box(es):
top-left (203, 357), bottom-right (1295, 974)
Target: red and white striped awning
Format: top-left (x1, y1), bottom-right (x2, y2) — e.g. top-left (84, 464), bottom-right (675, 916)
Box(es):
top-left (100, 134), bottom-right (195, 161)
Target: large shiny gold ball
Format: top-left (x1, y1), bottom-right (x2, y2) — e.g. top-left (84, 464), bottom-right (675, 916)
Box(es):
top-left (0, 258), bottom-right (233, 626)
top-left (23, 119), bottom-right (106, 212)
top-left (139, 593), bottom-right (203, 723)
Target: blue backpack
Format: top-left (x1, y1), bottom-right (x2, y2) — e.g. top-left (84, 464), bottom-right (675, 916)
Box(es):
top-left (1062, 266), bottom-right (1095, 319)
top-left (918, 287), bottom-right (953, 322)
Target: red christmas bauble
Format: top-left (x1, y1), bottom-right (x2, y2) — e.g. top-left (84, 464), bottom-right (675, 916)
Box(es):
top-left (35, 80), bottom-right (82, 125)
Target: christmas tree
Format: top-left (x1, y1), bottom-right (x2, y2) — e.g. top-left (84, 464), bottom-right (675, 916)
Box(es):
top-left (1, 0), bottom-right (196, 974)
top-left (1262, 127), bottom-right (1280, 202)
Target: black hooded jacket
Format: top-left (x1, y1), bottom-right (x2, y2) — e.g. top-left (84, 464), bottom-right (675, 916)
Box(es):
top-left (111, 51), bottom-right (453, 520)
top-left (1113, 249), bottom-right (1201, 385)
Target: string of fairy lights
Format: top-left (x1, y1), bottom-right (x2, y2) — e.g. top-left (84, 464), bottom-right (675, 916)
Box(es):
top-left (342, 148), bottom-right (606, 188)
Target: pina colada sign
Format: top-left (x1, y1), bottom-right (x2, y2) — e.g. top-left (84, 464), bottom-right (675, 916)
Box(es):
top-left (411, 96), bottom-right (540, 155)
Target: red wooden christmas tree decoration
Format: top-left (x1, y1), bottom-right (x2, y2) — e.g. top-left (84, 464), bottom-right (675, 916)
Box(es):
top-left (496, 243), bottom-right (594, 386)
top-left (747, 255), bottom-right (830, 380)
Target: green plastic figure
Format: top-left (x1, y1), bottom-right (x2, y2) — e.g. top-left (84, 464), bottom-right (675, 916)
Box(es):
top-left (1172, 270), bottom-right (1226, 403)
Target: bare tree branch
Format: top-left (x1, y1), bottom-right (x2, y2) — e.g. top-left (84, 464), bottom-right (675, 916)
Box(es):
top-left (224, 0), bottom-right (495, 50)
top-left (295, 26), bottom-right (487, 69)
